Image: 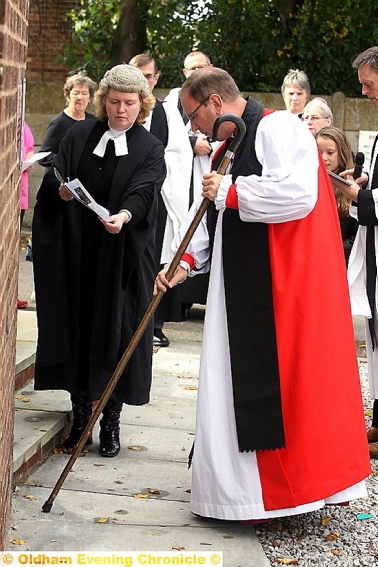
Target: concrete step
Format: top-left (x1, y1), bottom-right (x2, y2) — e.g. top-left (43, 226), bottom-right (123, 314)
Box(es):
top-left (14, 310), bottom-right (70, 482)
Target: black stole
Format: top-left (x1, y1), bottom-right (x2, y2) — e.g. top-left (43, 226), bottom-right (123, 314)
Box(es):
top-left (214, 99), bottom-right (285, 452)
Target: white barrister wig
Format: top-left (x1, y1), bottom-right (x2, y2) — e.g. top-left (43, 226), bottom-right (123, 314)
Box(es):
top-left (99, 64), bottom-right (151, 99)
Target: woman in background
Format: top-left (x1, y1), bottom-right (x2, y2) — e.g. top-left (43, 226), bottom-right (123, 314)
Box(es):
top-left (39, 72), bottom-right (96, 168)
top-left (316, 126), bottom-right (359, 263)
top-left (32, 65), bottom-right (166, 458)
top-left (281, 68), bottom-right (311, 117)
top-left (18, 121), bottom-right (35, 309)
top-left (302, 97), bottom-right (333, 137)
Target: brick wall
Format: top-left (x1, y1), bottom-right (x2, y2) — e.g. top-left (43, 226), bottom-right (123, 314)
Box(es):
top-left (27, 0), bottom-right (80, 82)
top-left (0, 0), bottom-right (29, 550)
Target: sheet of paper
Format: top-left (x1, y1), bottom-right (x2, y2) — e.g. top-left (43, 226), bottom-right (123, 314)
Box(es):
top-left (22, 151), bottom-right (51, 172)
top-left (65, 179), bottom-right (112, 221)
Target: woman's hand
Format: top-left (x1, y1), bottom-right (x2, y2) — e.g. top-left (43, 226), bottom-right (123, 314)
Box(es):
top-left (99, 212), bottom-right (129, 234)
top-left (59, 184), bottom-right (74, 201)
top-left (154, 266), bottom-right (188, 295)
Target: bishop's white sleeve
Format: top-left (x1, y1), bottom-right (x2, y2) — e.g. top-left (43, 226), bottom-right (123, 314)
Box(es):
top-left (215, 111), bottom-right (319, 224)
top-left (171, 195), bottom-right (211, 275)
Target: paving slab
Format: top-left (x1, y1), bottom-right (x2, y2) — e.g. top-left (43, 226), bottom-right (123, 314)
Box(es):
top-left (9, 486), bottom-right (270, 567)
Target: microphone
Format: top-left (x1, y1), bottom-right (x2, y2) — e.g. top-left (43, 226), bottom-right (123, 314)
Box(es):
top-left (353, 152), bottom-right (365, 179)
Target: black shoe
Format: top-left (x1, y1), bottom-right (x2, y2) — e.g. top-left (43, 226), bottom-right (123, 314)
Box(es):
top-left (181, 302), bottom-right (192, 321)
top-left (153, 328), bottom-right (170, 347)
top-left (99, 399), bottom-right (123, 457)
top-left (61, 391), bottom-right (93, 452)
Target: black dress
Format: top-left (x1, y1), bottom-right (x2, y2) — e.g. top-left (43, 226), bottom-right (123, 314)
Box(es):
top-left (39, 110), bottom-right (95, 168)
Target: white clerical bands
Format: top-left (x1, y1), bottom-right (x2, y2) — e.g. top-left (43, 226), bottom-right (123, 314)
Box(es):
top-left (93, 125), bottom-right (130, 157)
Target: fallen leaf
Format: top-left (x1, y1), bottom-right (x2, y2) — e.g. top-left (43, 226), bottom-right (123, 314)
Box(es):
top-left (322, 515), bottom-right (331, 526)
top-left (148, 489), bottom-right (161, 495)
top-left (128, 445), bottom-right (143, 451)
top-left (12, 539), bottom-right (26, 545)
top-left (133, 493), bottom-right (148, 499)
top-left (93, 463), bottom-right (106, 467)
top-left (185, 385), bottom-right (198, 390)
top-left (268, 521), bottom-right (283, 532)
top-left (325, 532), bottom-right (340, 541)
top-left (95, 517), bottom-right (110, 523)
top-left (53, 446), bottom-right (88, 455)
top-left (15, 395), bottom-right (30, 402)
top-left (177, 373), bottom-right (196, 379)
top-left (365, 410), bottom-right (373, 416)
top-left (222, 535), bottom-right (234, 539)
top-left (172, 546), bottom-right (186, 551)
top-left (331, 549), bottom-right (341, 556)
top-left (24, 495), bottom-right (36, 500)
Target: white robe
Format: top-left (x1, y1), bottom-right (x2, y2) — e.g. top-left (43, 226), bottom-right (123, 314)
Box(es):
top-left (165, 87), bottom-right (223, 203)
top-left (144, 101), bottom-right (192, 264)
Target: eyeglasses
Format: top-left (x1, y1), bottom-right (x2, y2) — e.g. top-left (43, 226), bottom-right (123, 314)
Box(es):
top-left (302, 115), bottom-right (328, 122)
top-left (186, 96), bottom-right (211, 122)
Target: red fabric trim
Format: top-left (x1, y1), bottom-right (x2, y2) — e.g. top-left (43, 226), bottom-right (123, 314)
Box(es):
top-left (225, 184), bottom-right (238, 209)
top-left (211, 140), bottom-right (227, 170)
top-left (256, 157), bottom-right (371, 510)
top-left (262, 108), bottom-right (276, 117)
top-left (181, 253), bottom-right (195, 271)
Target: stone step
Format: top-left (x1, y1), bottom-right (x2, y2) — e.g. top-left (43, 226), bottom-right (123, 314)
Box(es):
top-left (14, 310), bottom-right (71, 482)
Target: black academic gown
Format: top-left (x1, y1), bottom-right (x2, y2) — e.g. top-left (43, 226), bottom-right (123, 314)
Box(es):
top-left (32, 119), bottom-right (166, 404)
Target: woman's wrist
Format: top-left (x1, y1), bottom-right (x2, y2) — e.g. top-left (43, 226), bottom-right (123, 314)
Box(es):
top-left (118, 209), bottom-right (132, 223)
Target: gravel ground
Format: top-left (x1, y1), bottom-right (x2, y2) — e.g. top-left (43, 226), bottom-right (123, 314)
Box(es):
top-left (254, 356), bottom-right (378, 567)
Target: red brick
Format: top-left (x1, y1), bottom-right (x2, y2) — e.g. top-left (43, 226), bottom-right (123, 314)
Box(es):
top-left (0, 0), bottom-right (29, 550)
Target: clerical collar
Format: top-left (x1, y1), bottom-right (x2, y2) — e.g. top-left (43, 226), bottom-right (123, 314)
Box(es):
top-left (93, 123), bottom-right (131, 157)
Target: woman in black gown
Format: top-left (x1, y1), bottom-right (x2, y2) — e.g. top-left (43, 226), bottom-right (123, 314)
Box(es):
top-left (32, 64), bottom-right (166, 458)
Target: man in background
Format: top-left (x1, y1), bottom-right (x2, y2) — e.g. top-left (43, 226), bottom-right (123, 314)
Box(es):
top-left (165, 51), bottom-right (218, 318)
top-left (129, 54), bottom-right (192, 346)
top-left (336, 46), bottom-right (378, 458)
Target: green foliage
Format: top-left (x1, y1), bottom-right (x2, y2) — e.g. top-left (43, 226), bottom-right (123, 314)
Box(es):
top-left (59, 0), bottom-right (121, 82)
top-left (60, 0), bottom-right (378, 95)
top-left (146, 0), bottom-right (200, 86)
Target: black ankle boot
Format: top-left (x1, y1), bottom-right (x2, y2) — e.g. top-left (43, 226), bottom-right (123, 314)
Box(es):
top-left (99, 399), bottom-right (123, 457)
top-left (62, 391), bottom-right (93, 451)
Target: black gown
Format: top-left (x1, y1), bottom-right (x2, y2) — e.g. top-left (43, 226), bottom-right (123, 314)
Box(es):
top-left (32, 118), bottom-right (166, 404)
